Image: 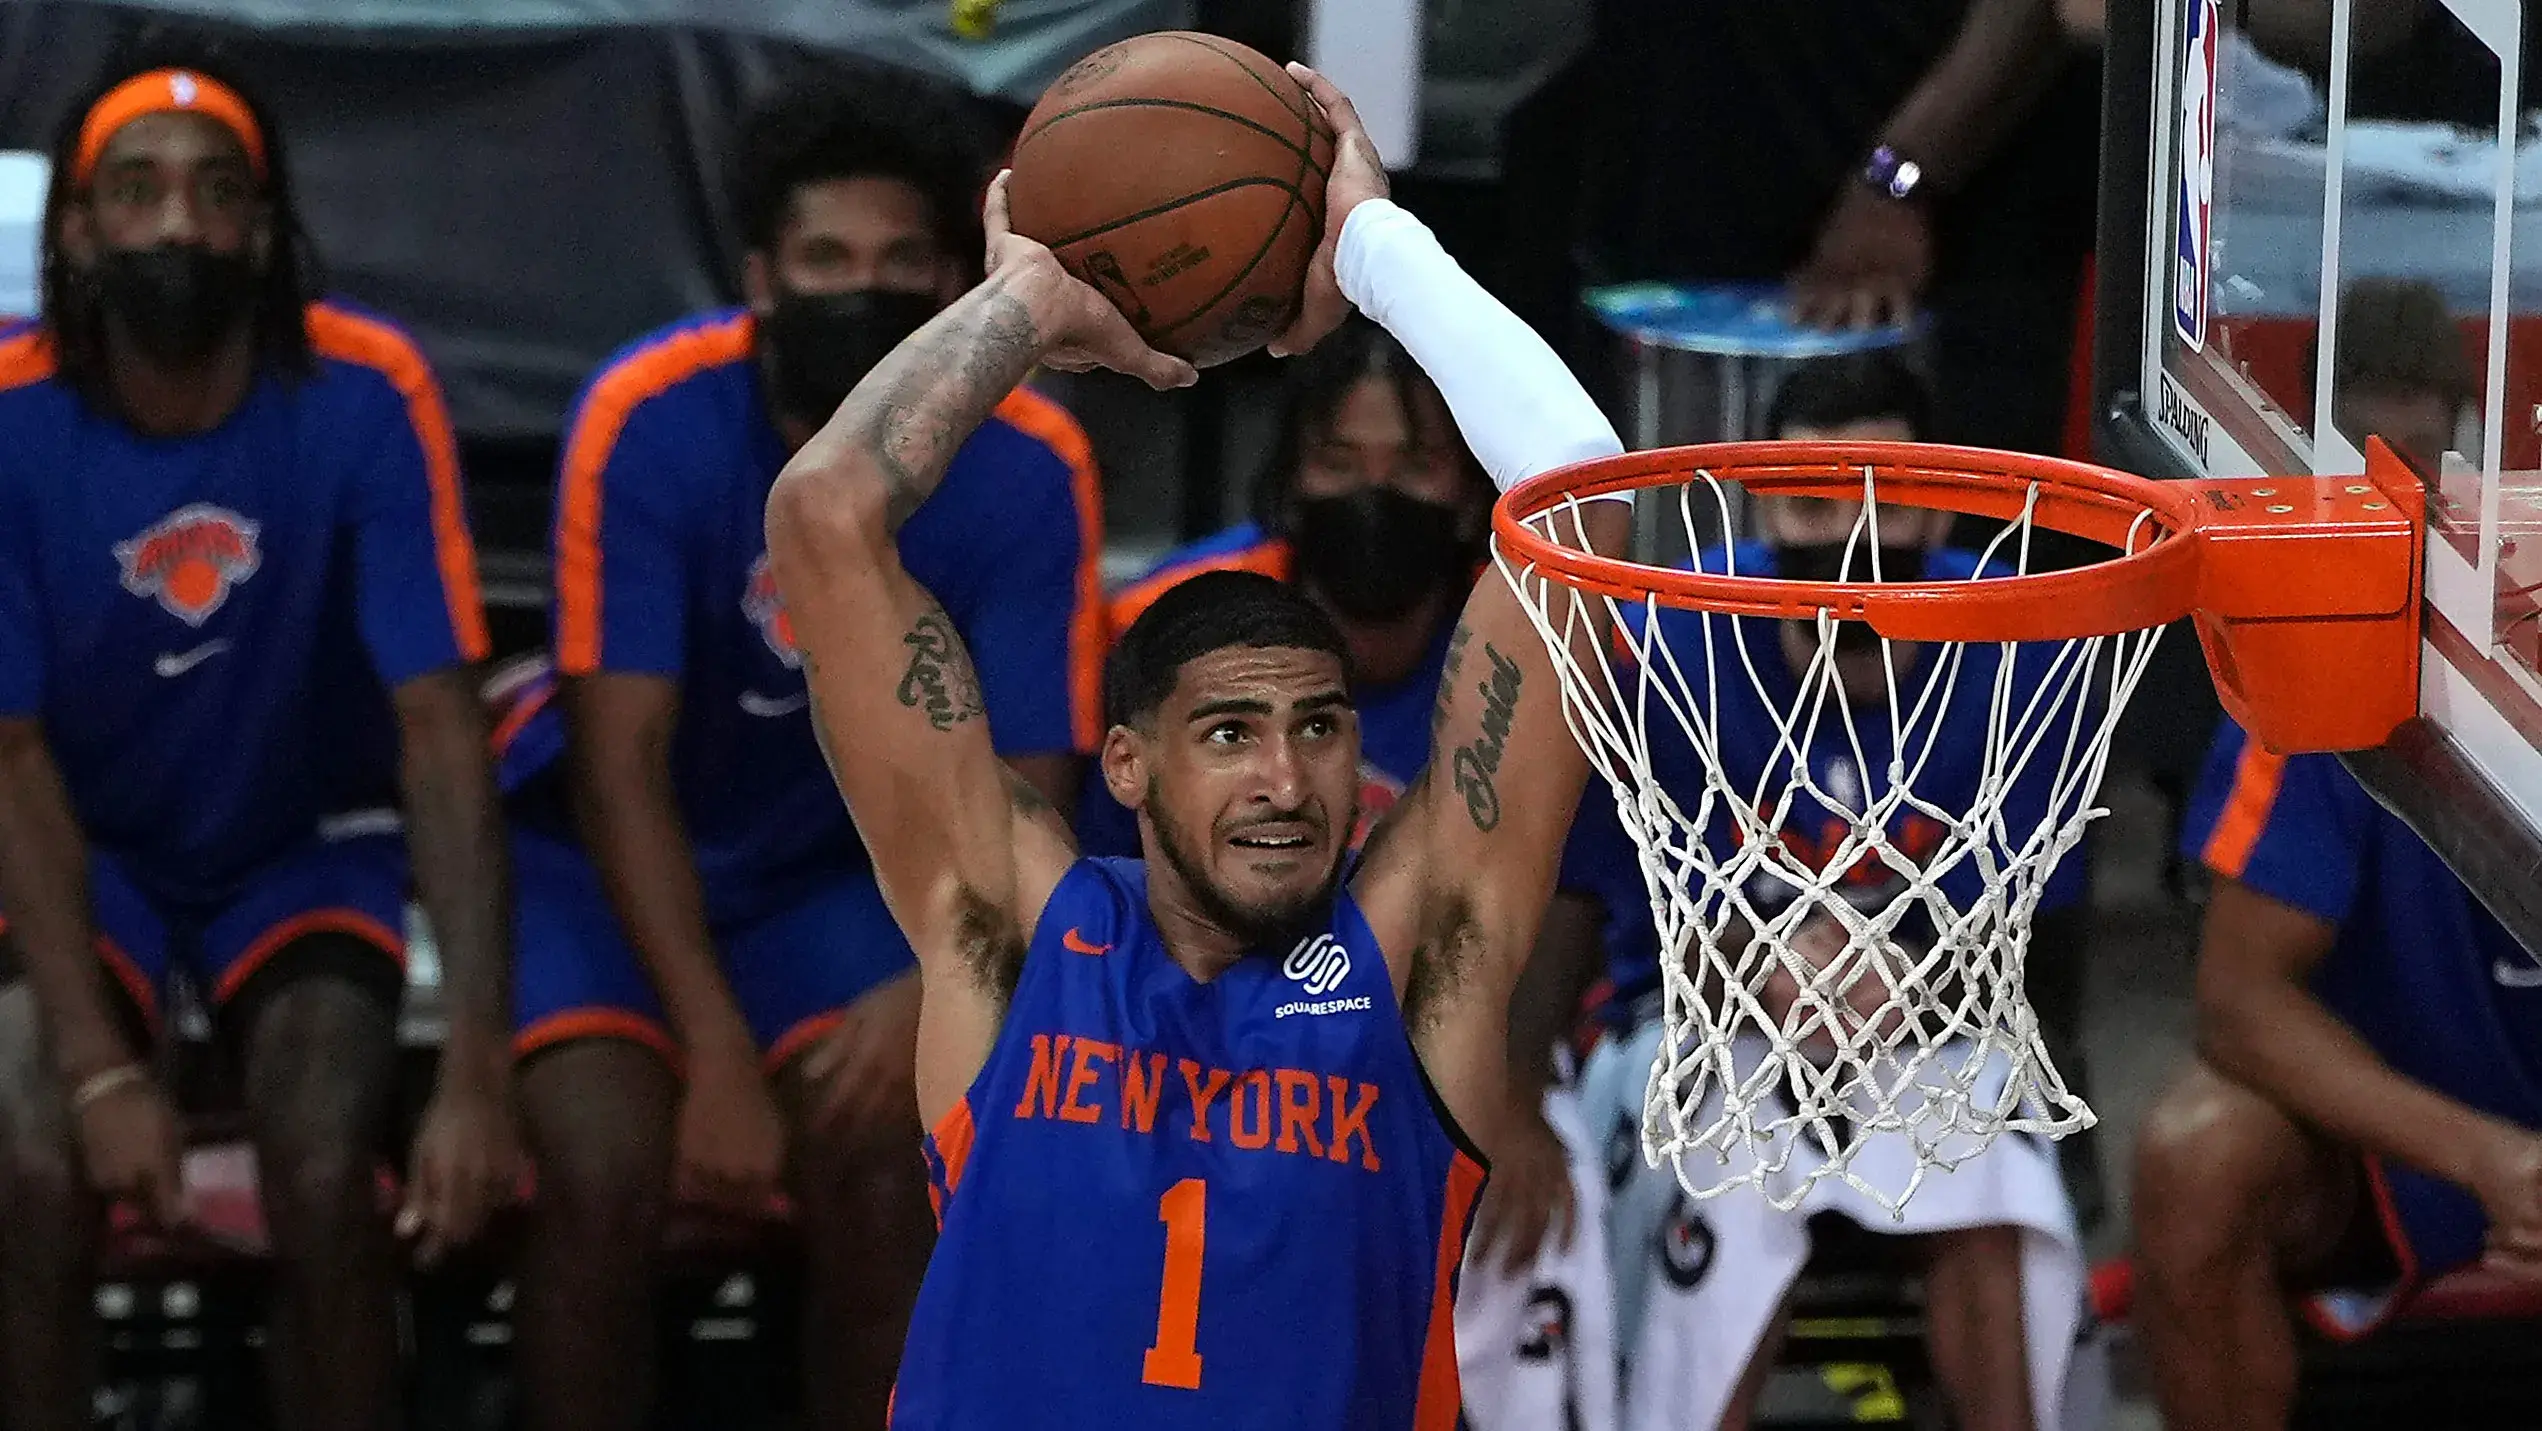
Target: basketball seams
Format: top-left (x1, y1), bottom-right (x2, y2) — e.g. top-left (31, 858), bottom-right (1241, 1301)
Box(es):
top-left (1224, 71), bottom-right (1329, 355)
top-left (1155, 31), bottom-right (1318, 134)
top-left (1010, 31), bottom-right (1332, 364)
top-left (1266, 82), bottom-right (1332, 334)
top-left (1038, 175), bottom-right (1312, 252)
top-left (1163, 30), bottom-right (1334, 285)
top-left (1014, 97), bottom-right (1331, 182)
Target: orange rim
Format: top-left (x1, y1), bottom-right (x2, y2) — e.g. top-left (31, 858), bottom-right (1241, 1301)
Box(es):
top-left (1492, 441), bottom-right (2207, 642)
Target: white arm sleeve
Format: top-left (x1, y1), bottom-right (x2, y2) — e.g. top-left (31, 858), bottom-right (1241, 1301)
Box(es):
top-left (1334, 198), bottom-right (1624, 492)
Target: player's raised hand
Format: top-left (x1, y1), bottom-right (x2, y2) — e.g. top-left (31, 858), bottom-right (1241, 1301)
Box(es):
top-left (73, 1065), bottom-right (186, 1228)
top-left (399, 1062), bottom-right (525, 1267)
top-left (1469, 1096), bottom-right (1575, 1275)
top-left (1267, 63), bottom-right (1388, 360)
top-left (982, 171), bottom-right (1197, 392)
top-left (676, 1046), bottom-right (789, 1215)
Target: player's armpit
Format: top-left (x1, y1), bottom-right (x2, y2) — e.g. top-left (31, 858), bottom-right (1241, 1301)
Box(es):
top-left (1355, 499), bottom-right (1628, 1139)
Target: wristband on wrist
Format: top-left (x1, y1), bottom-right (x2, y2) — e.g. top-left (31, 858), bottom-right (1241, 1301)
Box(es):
top-left (1863, 145), bottom-right (1926, 202)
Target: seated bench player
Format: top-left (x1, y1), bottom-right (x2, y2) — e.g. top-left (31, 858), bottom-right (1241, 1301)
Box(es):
top-left (0, 59), bottom-right (520, 1431)
top-left (1079, 316), bottom-right (1616, 1428)
top-left (504, 72), bottom-right (1104, 1431)
top-left (2130, 719), bottom-right (2542, 1431)
top-left (765, 67), bottom-right (1632, 1428)
top-left (1574, 352), bottom-right (2092, 1431)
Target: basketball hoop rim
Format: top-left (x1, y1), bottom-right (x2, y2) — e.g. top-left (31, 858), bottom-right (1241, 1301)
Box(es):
top-left (1492, 441), bottom-right (2209, 643)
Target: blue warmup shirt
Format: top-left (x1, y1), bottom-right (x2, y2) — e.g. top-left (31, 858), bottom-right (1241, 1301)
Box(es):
top-left (0, 306), bottom-right (487, 904)
top-left (549, 309), bottom-right (1103, 918)
top-left (2183, 721), bottom-right (2542, 1129)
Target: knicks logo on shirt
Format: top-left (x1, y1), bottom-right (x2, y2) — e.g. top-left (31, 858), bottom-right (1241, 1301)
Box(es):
top-left (742, 553), bottom-right (801, 668)
top-left (114, 504), bottom-right (262, 626)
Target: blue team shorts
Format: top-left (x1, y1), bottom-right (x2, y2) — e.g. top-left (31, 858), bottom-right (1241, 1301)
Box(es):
top-left (509, 826), bottom-right (917, 1071)
top-left (2302, 1153), bottom-right (2495, 1339)
top-left (0, 830), bottom-right (408, 1036)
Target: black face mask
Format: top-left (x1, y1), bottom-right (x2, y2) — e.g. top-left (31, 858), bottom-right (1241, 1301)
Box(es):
top-left (762, 287), bottom-right (941, 425)
top-left (92, 245), bottom-right (259, 367)
top-left (1775, 540), bottom-right (1929, 587)
top-left (1291, 487), bottom-right (1471, 624)
top-left (1777, 541), bottom-right (1928, 654)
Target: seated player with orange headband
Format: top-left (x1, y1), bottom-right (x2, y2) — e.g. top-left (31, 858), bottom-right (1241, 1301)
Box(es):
top-left (0, 56), bottom-right (520, 1431)
top-left (70, 67), bottom-right (269, 186)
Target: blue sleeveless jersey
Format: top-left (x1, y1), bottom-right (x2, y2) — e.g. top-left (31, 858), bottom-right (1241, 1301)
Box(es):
top-left (898, 858), bottom-right (1485, 1430)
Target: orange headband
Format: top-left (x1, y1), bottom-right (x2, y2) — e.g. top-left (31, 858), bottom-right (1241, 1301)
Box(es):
top-left (72, 69), bottom-right (267, 186)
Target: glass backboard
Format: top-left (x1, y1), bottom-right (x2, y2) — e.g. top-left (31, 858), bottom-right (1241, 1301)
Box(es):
top-left (2101, 0), bottom-right (2542, 950)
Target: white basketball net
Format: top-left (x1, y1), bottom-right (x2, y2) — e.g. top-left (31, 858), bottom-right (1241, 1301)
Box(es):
top-left (1497, 463), bottom-right (2168, 1215)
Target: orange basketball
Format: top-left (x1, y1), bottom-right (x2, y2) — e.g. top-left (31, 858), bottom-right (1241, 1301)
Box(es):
top-left (1006, 32), bottom-right (1335, 368)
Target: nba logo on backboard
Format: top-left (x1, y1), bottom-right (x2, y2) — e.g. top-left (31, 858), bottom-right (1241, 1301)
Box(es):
top-left (2173, 0), bottom-right (2219, 352)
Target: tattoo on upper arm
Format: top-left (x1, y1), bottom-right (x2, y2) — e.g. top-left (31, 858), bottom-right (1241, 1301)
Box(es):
top-left (960, 290), bottom-right (1040, 405)
top-left (1448, 641), bottom-right (1523, 832)
top-left (897, 605), bottom-right (985, 731)
top-left (854, 276), bottom-right (1043, 536)
top-left (875, 418), bottom-right (948, 531)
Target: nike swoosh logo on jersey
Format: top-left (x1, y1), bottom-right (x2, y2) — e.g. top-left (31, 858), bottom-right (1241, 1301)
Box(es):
top-left (153, 639), bottom-right (233, 677)
top-left (738, 690), bottom-right (809, 718)
top-left (2494, 958), bottom-right (2542, 990)
top-left (1061, 927), bottom-right (1111, 956)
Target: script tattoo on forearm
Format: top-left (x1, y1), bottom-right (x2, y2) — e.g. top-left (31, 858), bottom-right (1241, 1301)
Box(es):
top-left (1449, 641), bottom-right (1523, 832)
top-left (843, 270), bottom-right (1044, 534)
top-left (896, 606), bottom-right (985, 731)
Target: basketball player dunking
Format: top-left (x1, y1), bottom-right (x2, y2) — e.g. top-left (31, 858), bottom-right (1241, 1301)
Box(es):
top-left (764, 69), bottom-right (1625, 1430)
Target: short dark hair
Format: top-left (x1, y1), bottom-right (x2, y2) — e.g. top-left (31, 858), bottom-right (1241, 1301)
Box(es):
top-left (42, 49), bottom-right (317, 407)
top-left (2329, 277), bottom-right (2476, 406)
top-left (1105, 570), bottom-right (1354, 729)
top-left (1764, 351), bottom-right (1935, 441)
top-left (1251, 315), bottom-right (1492, 532)
top-left (732, 66), bottom-right (994, 272)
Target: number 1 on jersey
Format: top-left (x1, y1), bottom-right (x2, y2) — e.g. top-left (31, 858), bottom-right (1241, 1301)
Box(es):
top-left (1141, 1178), bottom-right (1206, 1389)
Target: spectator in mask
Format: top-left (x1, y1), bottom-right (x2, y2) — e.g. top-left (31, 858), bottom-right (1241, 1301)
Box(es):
top-left (1082, 318), bottom-right (1617, 1430)
top-left (504, 69), bottom-right (1104, 1431)
top-left (0, 56), bottom-right (518, 1431)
